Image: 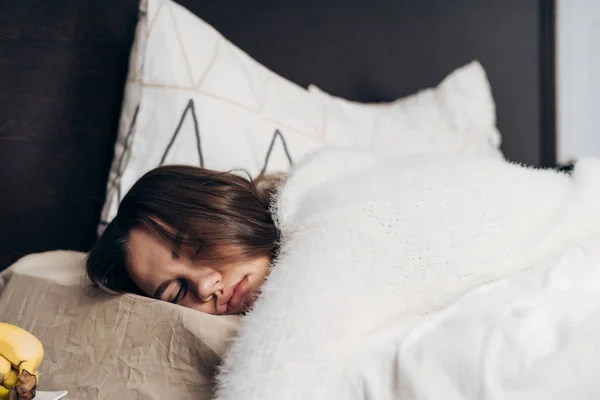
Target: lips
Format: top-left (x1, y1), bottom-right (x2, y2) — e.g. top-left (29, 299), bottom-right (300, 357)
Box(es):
top-left (226, 276), bottom-right (250, 313)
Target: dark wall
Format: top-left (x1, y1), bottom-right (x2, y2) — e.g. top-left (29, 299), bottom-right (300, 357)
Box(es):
top-left (0, 0), bottom-right (554, 270)
top-left (179, 0), bottom-right (554, 167)
top-left (0, 0), bottom-right (140, 269)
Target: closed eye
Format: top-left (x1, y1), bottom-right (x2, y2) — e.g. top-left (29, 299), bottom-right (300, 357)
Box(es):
top-left (170, 280), bottom-right (188, 304)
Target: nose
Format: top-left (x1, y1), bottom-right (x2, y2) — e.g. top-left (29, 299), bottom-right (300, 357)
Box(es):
top-left (194, 269), bottom-right (223, 301)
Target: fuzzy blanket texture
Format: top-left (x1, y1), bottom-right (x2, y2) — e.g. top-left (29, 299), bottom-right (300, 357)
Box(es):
top-left (214, 148), bottom-right (600, 400)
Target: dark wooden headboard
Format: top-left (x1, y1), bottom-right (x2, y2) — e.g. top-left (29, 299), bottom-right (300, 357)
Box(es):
top-left (0, 0), bottom-right (556, 270)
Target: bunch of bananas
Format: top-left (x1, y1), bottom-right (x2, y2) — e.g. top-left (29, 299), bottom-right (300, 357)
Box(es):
top-left (0, 323), bottom-right (44, 400)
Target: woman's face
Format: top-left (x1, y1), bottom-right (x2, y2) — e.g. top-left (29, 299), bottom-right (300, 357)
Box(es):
top-left (125, 226), bottom-right (271, 315)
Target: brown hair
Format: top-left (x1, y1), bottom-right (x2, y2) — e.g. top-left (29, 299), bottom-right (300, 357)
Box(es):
top-left (86, 165), bottom-right (285, 295)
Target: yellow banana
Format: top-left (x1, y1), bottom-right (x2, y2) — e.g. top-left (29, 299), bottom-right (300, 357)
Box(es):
top-left (0, 385), bottom-right (8, 400)
top-left (0, 356), bottom-right (10, 385)
top-left (0, 322), bottom-right (44, 377)
top-left (2, 368), bottom-right (17, 388)
top-left (0, 323), bottom-right (43, 400)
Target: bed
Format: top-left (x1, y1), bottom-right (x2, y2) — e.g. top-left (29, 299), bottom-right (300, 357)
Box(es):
top-left (0, 0), bottom-right (556, 272)
top-left (2, 1), bottom-right (568, 399)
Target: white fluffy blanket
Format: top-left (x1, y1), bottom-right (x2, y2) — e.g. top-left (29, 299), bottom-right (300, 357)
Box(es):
top-left (343, 233), bottom-right (600, 400)
top-left (214, 148), bottom-right (600, 400)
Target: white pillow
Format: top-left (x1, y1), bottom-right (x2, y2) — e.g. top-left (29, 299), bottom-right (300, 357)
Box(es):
top-left (99, 0), bottom-right (503, 229)
top-left (308, 61), bottom-right (503, 159)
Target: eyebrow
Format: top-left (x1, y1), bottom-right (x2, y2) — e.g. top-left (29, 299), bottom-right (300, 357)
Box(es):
top-left (153, 280), bottom-right (172, 299)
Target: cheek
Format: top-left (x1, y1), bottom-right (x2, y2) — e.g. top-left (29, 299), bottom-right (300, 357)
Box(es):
top-left (232, 262), bottom-right (263, 278)
top-left (134, 272), bottom-right (163, 298)
top-left (216, 257), bottom-right (271, 287)
top-left (251, 257), bottom-right (271, 276)
top-left (237, 258), bottom-right (270, 285)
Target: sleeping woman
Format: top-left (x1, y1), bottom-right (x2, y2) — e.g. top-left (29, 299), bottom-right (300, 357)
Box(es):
top-left (87, 150), bottom-right (600, 399)
top-left (86, 165), bottom-right (285, 315)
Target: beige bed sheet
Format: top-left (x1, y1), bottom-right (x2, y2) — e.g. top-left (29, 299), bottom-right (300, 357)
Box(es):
top-left (0, 251), bottom-right (241, 400)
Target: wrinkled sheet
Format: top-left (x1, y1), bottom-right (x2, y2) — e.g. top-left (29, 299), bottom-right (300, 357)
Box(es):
top-left (1, 251), bottom-right (240, 400)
